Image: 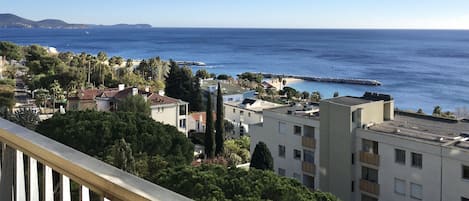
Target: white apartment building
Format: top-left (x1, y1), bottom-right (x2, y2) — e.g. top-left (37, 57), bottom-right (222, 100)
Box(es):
top-left (250, 103), bottom-right (320, 189)
top-left (94, 85), bottom-right (189, 135)
top-left (224, 98), bottom-right (283, 137)
top-left (320, 93), bottom-right (469, 201)
top-left (250, 92), bottom-right (469, 201)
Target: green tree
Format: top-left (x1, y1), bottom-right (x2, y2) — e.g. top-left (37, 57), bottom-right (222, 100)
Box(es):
top-left (238, 72), bottom-right (263, 83)
top-left (195, 69), bottom-right (210, 79)
top-left (190, 77), bottom-right (203, 111)
top-left (250, 141), bottom-right (273, 171)
top-left (12, 108), bottom-right (40, 130)
top-left (311, 91), bottom-right (322, 102)
top-left (302, 91), bottom-right (310, 100)
top-left (36, 111), bottom-right (194, 166)
top-left (110, 138), bottom-right (136, 174)
top-left (281, 86), bottom-right (299, 99)
top-left (433, 105), bottom-right (442, 116)
top-left (333, 91), bottom-right (339, 97)
top-left (204, 92), bottom-right (215, 158)
top-left (49, 80), bottom-right (64, 108)
top-left (155, 164), bottom-right (340, 201)
top-left (417, 108), bottom-right (424, 114)
top-left (117, 95), bottom-right (151, 116)
top-left (215, 82), bottom-right (224, 156)
top-left (0, 41), bottom-right (23, 61)
top-left (216, 74), bottom-right (231, 80)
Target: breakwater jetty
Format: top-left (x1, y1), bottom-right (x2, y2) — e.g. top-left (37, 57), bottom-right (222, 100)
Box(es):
top-left (261, 73), bottom-right (382, 86)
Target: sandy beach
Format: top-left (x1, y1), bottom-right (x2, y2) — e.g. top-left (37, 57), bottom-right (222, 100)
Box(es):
top-left (265, 77), bottom-right (303, 89)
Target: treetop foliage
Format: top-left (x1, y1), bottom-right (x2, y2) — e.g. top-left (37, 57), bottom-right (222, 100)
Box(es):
top-left (155, 164), bottom-right (340, 201)
top-left (36, 111), bottom-right (194, 166)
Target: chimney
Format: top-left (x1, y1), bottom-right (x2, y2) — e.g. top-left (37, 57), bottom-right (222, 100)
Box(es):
top-left (132, 87), bottom-right (138, 96)
top-left (158, 90), bottom-right (165, 96)
top-left (118, 84), bottom-right (125, 91)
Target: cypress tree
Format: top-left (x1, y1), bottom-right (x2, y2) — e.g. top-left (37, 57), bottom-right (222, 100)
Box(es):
top-left (250, 141), bottom-right (273, 171)
top-left (215, 82), bottom-right (225, 156)
top-left (204, 92), bottom-right (215, 158)
top-left (112, 138), bottom-right (136, 174)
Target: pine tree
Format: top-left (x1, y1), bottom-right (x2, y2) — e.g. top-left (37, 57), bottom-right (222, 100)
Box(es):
top-left (204, 92), bottom-right (215, 158)
top-left (190, 77), bottom-right (203, 111)
top-left (112, 138), bottom-right (136, 174)
top-left (164, 60), bottom-right (180, 98)
top-left (250, 141), bottom-right (273, 171)
top-left (215, 82), bottom-right (225, 156)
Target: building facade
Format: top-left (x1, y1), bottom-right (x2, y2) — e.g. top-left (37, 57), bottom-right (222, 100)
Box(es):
top-left (224, 98), bottom-right (283, 137)
top-left (250, 103), bottom-right (320, 190)
top-left (250, 92), bottom-right (469, 201)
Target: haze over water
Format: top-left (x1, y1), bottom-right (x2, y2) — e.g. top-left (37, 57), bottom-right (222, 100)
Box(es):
top-left (1, 28), bottom-right (468, 113)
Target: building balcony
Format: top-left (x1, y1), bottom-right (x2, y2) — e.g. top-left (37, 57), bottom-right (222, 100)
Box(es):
top-left (0, 118), bottom-right (191, 201)
top-left (360, 179), bottom-right (380, 196)
top-left (302, 161), bottom-right (315, 175)
top-left (359, 151), bottom-right (380, 166)
top-left (302, 136), bottom-right (316, 149)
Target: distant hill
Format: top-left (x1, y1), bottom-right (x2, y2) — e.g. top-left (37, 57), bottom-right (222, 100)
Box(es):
top-left (0, 13), bottom-right (152, 29)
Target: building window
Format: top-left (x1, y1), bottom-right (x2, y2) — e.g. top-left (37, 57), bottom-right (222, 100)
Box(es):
top-left (303, 175), bottom-right (314, 189)
top-left (293, 149), bottom-right (301, 160)
top-left (293, 173), bottom-right (301, 181)
top-left (362, 139), bottom-right (378, 154)
top-left (179, 105), bottom-right (186, 115)
top-left (278, 145), bottom-right (286, 158)
top-left (240, 110), bottom-right (244, 116)
top-left (462, 197), bottom-right (469, 201)
top-left (394, 178), bottom-right (406, 195)
top-left (351, 153), bottom-right (355, 165)
top-left (278, 168), bottom-right (286, 176)
top-left (294, 125), bottom-right (302, 135)
top-left (361, 194), bottom-right (378, 201)
top-left (248, 112), bottom-right (251, 117)
top-left (395, 149), bottom-right (406, 165)
top-left (351, 111), bottom-right (356, 122)
top-left (179, 119), bottom-right (186, 128)
top-left (233, 108), bottom-right (236, 113)
top-left (351, 180), bottom-right (354, 192)
top-left (303, 150), bottom-right (314, 163)
top-left (463, 165), bottom-right (469, 180)
top-left (410, 183), bottom-right (422, 200)
top-left (411, 152), bottom-right (422, 169)
top-left (361, 166), bottom-right (378, 183)
top-left (278, 122), bottom-right (288, 134)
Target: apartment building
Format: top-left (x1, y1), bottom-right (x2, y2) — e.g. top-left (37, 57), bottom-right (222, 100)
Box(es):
top-left (320, 93), bottom-right (469, 201)
top-left (224, 98), bottom-right (283, 137)
top-left (250, 103), bottom-right (320, 189)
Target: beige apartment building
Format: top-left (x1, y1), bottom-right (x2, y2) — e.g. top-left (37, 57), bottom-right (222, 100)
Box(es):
top-left (250, 103), bottom-right (320, 189)
top-left (251, 92), bottom-right (469, 201)
top-left (320, 93), bottom-right (469, 201)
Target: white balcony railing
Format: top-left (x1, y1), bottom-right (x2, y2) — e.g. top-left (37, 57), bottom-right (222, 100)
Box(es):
top-left (0, 118), bottom-right (192, 201)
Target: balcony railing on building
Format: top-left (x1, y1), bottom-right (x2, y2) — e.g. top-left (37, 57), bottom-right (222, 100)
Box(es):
top-left (302, 161), bottom-right (315, 175)
top-left (0, 118), bottom-right (191, 201)
top-left (301, 136), bottom-right (316, 149)
top-left (359, 151), bottom-right (380, 166)
top-left (359, 179), bottom-right (380, 196)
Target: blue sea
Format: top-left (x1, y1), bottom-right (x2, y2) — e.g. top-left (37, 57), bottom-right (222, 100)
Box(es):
top-left (1, 28), bottom-right (469, 113)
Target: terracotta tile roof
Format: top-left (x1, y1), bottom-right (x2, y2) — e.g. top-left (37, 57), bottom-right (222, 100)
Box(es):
top-left (71, 88), bottom-right (115, 100)
top-left (148, 93), bottom-right (179, 105)
top-left (190, 112), bottom-right (217, 125)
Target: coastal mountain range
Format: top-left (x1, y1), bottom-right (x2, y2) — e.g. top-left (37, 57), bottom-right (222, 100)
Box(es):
top-left (0, 13), bottom-right (152, 29)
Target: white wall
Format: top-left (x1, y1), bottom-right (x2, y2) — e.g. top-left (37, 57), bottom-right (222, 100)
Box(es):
top-left (224, 103), bottom-right (263, 137)
top-left (356, 129), bottom-right (445, 201)
top-left (250, 110), bottom-right (320, 188)
top-left (96, 99), bottom-right (111, 111)
top-left (151, 103), bottom-right (188, 135)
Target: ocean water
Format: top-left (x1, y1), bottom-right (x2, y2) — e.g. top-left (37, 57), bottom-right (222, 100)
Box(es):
top-left (1, 28), bottom-right (469, 113)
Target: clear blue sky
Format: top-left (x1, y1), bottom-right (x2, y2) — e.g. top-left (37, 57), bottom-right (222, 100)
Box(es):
top-left (2, 0), bottom-right (469, 29)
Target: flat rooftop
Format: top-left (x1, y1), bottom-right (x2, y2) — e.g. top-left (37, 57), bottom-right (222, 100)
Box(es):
top-left (224, 99), bottom-right (284, 113)
top-left (267, 104), bottom-right (320, 120)
top-left (325, 96), bottom-right (374, 106)
top-left (368, 112), bottom-right (469, 148)
top-left (201, 80), bottom-right (253, 95)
